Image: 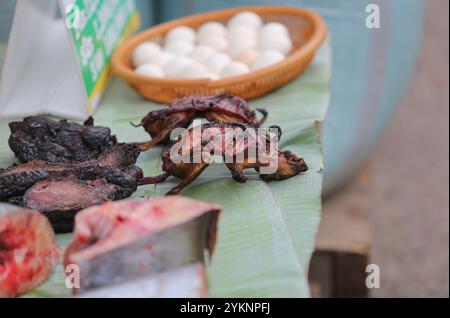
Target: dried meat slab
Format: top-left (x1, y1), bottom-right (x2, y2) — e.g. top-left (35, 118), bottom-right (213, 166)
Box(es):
top-left (64, 197), bottom-right (221, 293)
top-left (23, 178), bottom-right (138, 233)
top-left (0, 144), bottom-right (142, 232)
top-left (0, 144), bottom-right (140, 202)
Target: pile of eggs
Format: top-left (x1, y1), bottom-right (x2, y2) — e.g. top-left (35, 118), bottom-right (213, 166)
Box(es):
top-left (132, 11), bottom-right (293, 80)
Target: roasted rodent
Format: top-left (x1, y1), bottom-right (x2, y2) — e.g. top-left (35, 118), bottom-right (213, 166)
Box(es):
top-left (135, 94), bottom-right (267, 150)
top-left (138, 122), bottom-right (308, 195)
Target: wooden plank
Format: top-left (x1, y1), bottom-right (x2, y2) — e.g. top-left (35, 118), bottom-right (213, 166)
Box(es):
top-left (308, 251), bottom-right (334, 298)
top-left (316, 163), bottom-right (371, 254)
top-left (309, 164), bottom-right (371, 297)
top-left (308, 251), bottom-right (369, 298)
top-left (334, 252), bottom-right (368, 298)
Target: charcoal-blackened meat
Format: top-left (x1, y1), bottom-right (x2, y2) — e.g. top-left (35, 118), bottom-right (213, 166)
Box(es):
top-left (22, 177), bottom-right (142, 233)
top-left (135, 94), bottom-right (267, 150)
top-left (0, 144), bottom-right (142, 232)
top-left (0, 143), bottom-right (140, 201)
top-left (9, 116), bottom-right (117, 163)
top-left (0, 203), bottom-right (61, 298)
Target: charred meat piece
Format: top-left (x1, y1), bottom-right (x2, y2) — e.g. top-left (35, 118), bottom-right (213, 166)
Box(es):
top-left (139, 122), bottom-right (308, 195)
top-left (0, 143), bottom-right (140, 201)
top-left (0, 203), bottom-right (61, 298)
top-left (9, 116), bottom-right (117, 163)
top-left (64, 197), bottom-right (221, 293)
top-left (0, 144), bottom-right (142, 232)
top-left (135, 94), bottom-right (267, 150)
top-left (77, 263), bottom-right (207, 298)
top-left (22, 176), bottom-right (142, 233)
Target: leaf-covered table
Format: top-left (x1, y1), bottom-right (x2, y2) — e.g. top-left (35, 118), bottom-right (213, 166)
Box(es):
top-left (0, 40), bottom-right (330, 297)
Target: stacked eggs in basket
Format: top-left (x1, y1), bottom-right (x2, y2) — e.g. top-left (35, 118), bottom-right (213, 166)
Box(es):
top-left (132, 11), bottom-right (293, 80)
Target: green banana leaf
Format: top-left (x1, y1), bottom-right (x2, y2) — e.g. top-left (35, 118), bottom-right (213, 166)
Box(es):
top-left (0, 40), bottom-right (331, 298)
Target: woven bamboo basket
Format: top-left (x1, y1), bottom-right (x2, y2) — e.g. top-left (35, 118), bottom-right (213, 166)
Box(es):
top-left (111, 6), bottom-right (327, 103)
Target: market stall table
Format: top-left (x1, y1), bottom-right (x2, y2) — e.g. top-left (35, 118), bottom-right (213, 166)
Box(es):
top-left (0, 40), bottom-right (330, 297)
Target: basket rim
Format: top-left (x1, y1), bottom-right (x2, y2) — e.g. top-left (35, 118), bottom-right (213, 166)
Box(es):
top-left (111, 5), bottom-right (327, 87)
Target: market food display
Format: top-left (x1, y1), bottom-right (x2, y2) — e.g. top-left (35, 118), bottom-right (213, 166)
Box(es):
top-left (0, 90), bottom-right (310, 291)
top-left (0, 4), bottom-right (328, 299)
top-left (131, 11), bottom-right (294, 80)
top-left (0, 92), bottom-right (307, 233)
top-left (0, 92), bottom-right (310, 296)
top-left (0, 99), bottom-right (310, 295)
top-left (0, 196), bottom-right (219, 297)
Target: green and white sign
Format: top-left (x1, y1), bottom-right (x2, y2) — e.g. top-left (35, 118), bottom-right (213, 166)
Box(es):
top-left (65, 0), bottom-right (139, 111)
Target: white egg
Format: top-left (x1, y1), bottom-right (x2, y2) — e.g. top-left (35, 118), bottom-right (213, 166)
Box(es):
top-left (188, 45), bottom-right (216, 63)
top-left (234, 48), bottom-right (260, 66)
top-left (135, 63), bottom-right (165, 78)
top-left (163, 56), bottom-right (194, 77)
top-left (258, 34), bottom-right (292, 55)
top-left (220, 61), bottom-right (250, 77)
top-left (198, 35), bottom-right (228, 51)
top-left (260, 22), bottom-right (290, 37)
top-left (204, 52), bottom-right (231, 74)
top-left (131, 42), bottom-right (162, 67)
top-left (197, 22), bottom-right (227, 39)
top-left (227, 37), bottom-right (257, 58)
top-left (165, 26), bottom-right (196, 44)
top-left (252, 50), bottom-right (285, 70)
top-left (164, 40), bottom-right (194, 55)
top-left (175, 62), bottom-right (211, 79)
top-left (227, 25), bottom-right (258, 39)
top-left (228, 11), bottom-right (263, 30)
top-left (148, 51), bottom-right (174, 67)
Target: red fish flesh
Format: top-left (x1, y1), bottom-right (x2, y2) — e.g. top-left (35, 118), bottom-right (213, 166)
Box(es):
top-left (0, 204), bottom-right (61, 298)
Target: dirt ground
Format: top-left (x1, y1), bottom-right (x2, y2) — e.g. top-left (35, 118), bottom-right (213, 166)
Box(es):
top-left (328, 0), bottom-right (449, 297)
